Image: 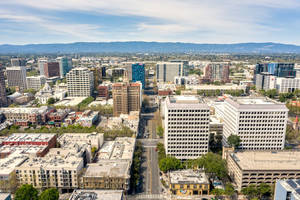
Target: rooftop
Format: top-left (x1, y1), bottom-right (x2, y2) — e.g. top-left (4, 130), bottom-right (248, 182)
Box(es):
top-left (0, 151), bottom-right (28, 175)
top-left (170, 169), bottom-right (209, 185)
top-left (0, 145), bottom-right (48, 155)
top-left (2, 133), bottom-right (55, 143)
top-left (278, 180), bottom-right (300, 200)
top-left (0, 106), bottom-right (50, 114)
top-left (98, 137), bottom-right (135, 160)
top-left (54, 97), bottom-right (86, 107)
top-left (69, 190), bottom-right (123, 200)
top-left (84, 160), bottom-right (130, 178)
top-left (225, 97), bottom-right (288, 111)
top-left (166, 96), bottom-right (208, 109)
top-left (231, 151), bottom-right (300, 171)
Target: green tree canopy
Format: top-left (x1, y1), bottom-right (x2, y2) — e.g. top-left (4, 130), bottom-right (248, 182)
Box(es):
top-left (156, 125), bottom-right (164, 138)
top-left (227, 134), bottom-right (241, 149)
top-left (47, 97), bottom-right (56, 105)
top-left (39, 188), bottom-right (59, 200)
top-left (159, 156), bottom-right (183, 172)
top-left (15, 184), bottom-right (39, 200)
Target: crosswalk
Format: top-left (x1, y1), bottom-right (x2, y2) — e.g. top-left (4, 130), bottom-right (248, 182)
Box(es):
top-left (127, 194), bottom-right (166, 200)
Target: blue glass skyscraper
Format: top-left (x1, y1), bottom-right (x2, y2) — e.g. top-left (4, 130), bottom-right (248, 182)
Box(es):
top-left (131, 63), bottom-right (145, 89)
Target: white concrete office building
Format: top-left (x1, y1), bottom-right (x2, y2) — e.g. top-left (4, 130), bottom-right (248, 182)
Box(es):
top-left (6, 66), bottom-right (27, 91)
top-left (276, 77), bottom-right (300, 93)
top-left (26, 75), bottom-right (46, 90)
top-left (164, 96), bottom-right (210, 160)
top-left (66, 67), bottom-right (94, 97)
top-left (223, 97), bottom-right (288, 150)
top-left (156, 62), bottom-right (185, 82)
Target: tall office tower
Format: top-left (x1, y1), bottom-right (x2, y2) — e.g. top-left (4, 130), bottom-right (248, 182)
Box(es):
top-left (204, 63), bottom-right (230, 83)
top-left (38, 58), bottom-right (48, 76)
top-left (6, 66), bottom-right (27, 91)
top-left (66, 67), bottom-right (94, 97)
top-left (255, 63), bottom-right (295, 83)
top-left (44, 62), bottom-right (60, 78)
top-left (26, 75), bottom-right (46, 90)
top-left (90, 67), bottom-right (104, 89)
top-left (156, 62), bottom-right (185, 82)
top-left (101, 66), bottom-right (106, 77)
top-left (255, 72), bottom-right (276, 90)
top-left (130, 63), bottom-right (145, 89)
top-left (56, 57), bottom-right (71, 78)
top-left (112, 81), bottom-right (142, 117)
top-left (164, 96), bottom-right (210, 160)
top-left (11, 58), bottom-right (26, 66)
top-left (0, 65), bottom-right (7, 107)
top-left (223, 97), bottom-right (288, 150)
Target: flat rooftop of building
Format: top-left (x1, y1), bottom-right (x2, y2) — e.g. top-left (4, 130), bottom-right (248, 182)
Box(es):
top-left (85, 160), bottom-right (130, 178)
top-left (170, 169), bottom-right (209, 185)
top-left (0, 151), bottom-right (28, 175)
top-left (166, 96), bottom-right (208, 109)
top-left (69, 190), bottom-right (123, 200)
top-left (2, 133), bottom-right (55, 143)
top-left (19, 148), bottom-right (83, 170)
top-left (0, 106), bottom-right (50, 114)
top-left (98, 137), bottom-right (135, 160)
top-left (0, 145), bottom-right (47, 155)
top-left (54, 97), bottom-right (86, 107)
top-left (225, 97), bottom-right (288, 111)
top-left (231, 151), bottom-right (300, 171)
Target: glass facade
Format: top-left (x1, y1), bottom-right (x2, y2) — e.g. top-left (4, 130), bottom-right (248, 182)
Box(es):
top-left (132, 63), bottom-right (145, 89)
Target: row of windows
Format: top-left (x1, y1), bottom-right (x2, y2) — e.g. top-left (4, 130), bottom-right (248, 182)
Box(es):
top-left (168, 130), bottom-right (209, 133)
top-left (240, 112), bottom-right (286, 115)
top-left (168, 114), bottom-right (209, 117)
top-left (169, 110), bottom-right (209, 113)
top-left (168, 118), bottom-right (209, 121)
top-left (239, 115), bottom-right (285, 119)
top-left (168, 122), bottom-right (208, 125)
top-left (239, 120), bottom-right (285, 123)
top-left (168, 137), bottom-right (208, 140)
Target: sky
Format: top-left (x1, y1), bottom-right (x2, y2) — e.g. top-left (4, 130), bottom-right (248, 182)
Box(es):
top-left (0, 0), bottom-right (300, 45)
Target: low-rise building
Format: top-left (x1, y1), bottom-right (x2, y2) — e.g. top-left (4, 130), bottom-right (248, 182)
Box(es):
top-left (75, 110), bottom-right (99, 127)
top-left (275, 179), bottom-right (300, 200)
top-left (16, 148), bottom-right (84, 191)
top-left (169, 170), bottom-right (210, 196)
top-left (26, 76), bottom-right (46, 90)
top-left (69, 190), bottom-right (125, 200)
top-left (1, 133), bottom-right (56, 147)
top-left (0, 106), bottom-right (53, 126)
top-left (227, 151), bottom-right (300, 191)
top-left (35, 83), bottom-right (67, 104)
top-left (82, 160), bottom-right (131, 191)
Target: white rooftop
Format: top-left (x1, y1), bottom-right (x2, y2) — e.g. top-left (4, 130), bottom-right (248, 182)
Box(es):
top-left (170, 169), bottom-right (209, 185)
top-left (69, 190), bottom-right (123, 200)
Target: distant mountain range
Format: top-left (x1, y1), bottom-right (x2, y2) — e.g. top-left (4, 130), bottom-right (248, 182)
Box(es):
top-left (0, 41), bottom-right (300, 54)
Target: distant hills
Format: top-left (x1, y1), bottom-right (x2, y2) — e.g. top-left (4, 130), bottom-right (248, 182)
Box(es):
top-left (0, 41), bottom-right (300, 54)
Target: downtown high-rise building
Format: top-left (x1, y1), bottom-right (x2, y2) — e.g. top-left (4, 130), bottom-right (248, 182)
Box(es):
top-left (66, 67), bottom-right (94, 97)
top-left (164, 96), bottom-right (210, 160)
top-left (11, 58), bottom-right (26, 67)
top-left (44, 62), bottom-right (60, 78)
top-left (6, 66), bottom-right (27, 91)
top-left (156, 62), bottom-right (185, 82)
top-left (223, 97), bottom-right (288, 150)
top-left (255, 63), bottom-right (296, 83)
top-left (38, 58), bottom-right (48, 76)
top-left (0, 65), bottom-right (7, 107)
top-left (112, 81), bottom-right (142, 117)
top-left (26, 75), bottom-right (46, 90)
top-left (56, 57), bottom-right (71, 78)
top-left (204, 63), bottom-right (230, 83)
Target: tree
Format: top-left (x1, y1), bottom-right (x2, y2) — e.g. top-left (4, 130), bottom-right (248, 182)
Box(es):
top-left (159, 156), bottom-right (182, 172)
top-left (15, 184), bottom-right (39, 200)
top-left (156, 125), bottom-right (164, 138)
top-left (265, 89), bottom-right (277, 99)
top-left (91, 147), bottom-right (97, 157)
top-left (224, 183), bottom-right (235, 197)
top-left (211, 188), bottom-right (224, 198)
top-left (241, 185), bottom-right (258, 200)
top-left (39, 188), bottom-right (59, 200)
top-left (24, 88), bottom-right (37, 95)
top-left (194, 152), bottom-right (227, 180)
top-left (227, 135), bottom-right (241, 149)
top-left (175, 90), bottom-right (181, 95)
top-left (47, 97), bottom-right (56, 105)
top-left (257, 183), bottom-right (271, 199)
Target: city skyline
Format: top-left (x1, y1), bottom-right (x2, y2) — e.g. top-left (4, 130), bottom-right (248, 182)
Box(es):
top-left (0, 0), bottom-right (300, 45)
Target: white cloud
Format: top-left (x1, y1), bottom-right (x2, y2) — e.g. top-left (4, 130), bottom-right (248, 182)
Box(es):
top-left (0, 0), bottom-right (299, 44)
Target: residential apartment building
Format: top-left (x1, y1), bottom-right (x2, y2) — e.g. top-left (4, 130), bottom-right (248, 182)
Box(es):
top-left (226, 151), bottom-right (300, 191)
top-left (204, 63), bottom-right (230, 83)
top-left (98, 85), bottom-right (109, 99)
top-left (90, 67), bottom-right (105, 89)
top-left (44, 62), bottom-right (60, 78)
top-left (156, 62), bottom-right (185, 82)
top-left (223, 97), bottom-right (288, 150)
top-left (6, 66), bottom-right (27, 91)
top-left (0, 65), bottom-right (7, 106)
top-left (66, 67), bottom-right (94, 97)
top-left (26, 75), bottom-right (46, 90)
top-left (164, 96), bottom-right (210, 160)
top-left (15, 148), bottom-right (84, 191)
top-left (275, 179), bottom-right (300, 200)
top-left (169, 170), bottom-right (210, 196)
top-left (112, 82), bottom-right (141, 117)
top-left (0, 106), bottom-right (53, 126)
